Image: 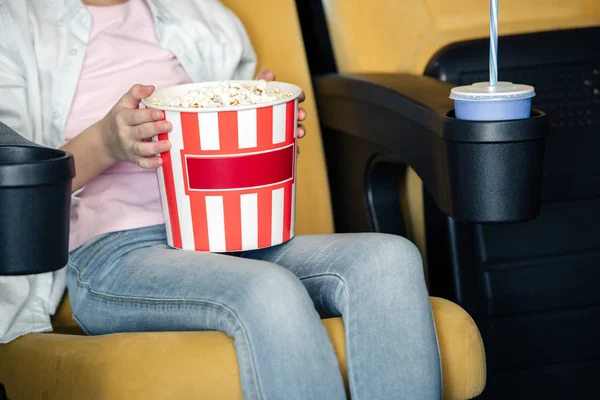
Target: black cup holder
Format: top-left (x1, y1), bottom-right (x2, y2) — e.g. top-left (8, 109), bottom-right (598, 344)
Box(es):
top-left (315, 73), bottom-right (549, 225)
top-left (439, 110), bottom-right (547, 222)
top-left (0, 125), bottom-right (75, 275)
top-left (0, 147), bottom-right (74, 187)
top-left (0, 146), bottom-right (70, 165)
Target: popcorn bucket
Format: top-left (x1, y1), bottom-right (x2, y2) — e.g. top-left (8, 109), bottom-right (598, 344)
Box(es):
top-left (142, 81), bottom-right (301, 252)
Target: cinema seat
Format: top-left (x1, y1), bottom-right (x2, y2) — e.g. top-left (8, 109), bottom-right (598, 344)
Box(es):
top-left (0, 1), bottom-right (485, 399)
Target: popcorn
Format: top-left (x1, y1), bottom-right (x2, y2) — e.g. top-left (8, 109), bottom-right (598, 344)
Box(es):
top-left (150, 80), bottom-right (293, 109)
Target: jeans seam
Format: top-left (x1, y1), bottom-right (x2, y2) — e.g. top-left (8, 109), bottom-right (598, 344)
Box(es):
top-left (73, 275), bottom-right (264, 399)
top-left (71, 314), bottom-right (92, 335)
top-left (298, 272), bottom-right (357, 396)
top-left (430, 304), bottom-right (444, 397)
top-left (70, 231), bottom-right (125, 278)
top-left (297, 272), bottom-right (346, 285)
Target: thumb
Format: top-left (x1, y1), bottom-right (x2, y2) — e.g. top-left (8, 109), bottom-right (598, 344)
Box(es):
top-left (119, 84), bottom-right (155, 109)
top-left (255, 69), bottom-right (276, 81)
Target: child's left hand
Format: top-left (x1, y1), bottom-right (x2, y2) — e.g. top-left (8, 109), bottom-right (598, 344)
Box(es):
top-left (256, 69), bottom-right (306, 155)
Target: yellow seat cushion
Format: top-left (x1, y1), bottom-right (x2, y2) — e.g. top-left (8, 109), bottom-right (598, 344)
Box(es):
top-left (0, 296), bottom-right (484, 400)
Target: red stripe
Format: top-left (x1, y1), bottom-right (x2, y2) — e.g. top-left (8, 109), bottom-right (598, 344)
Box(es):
top-left (181, 112), bottom-right (209, 250)
top-left (181, 113), bottom-right (200, 195)
top-left (292, 140), bottom-right (296, 184)
top-left (282, 181), bottom-right (293, 242)
top-left (181, 113), bottom-right (201, 151)
top-left (286, 100), bottom-right (295, 144)
top-left (186, 146), bottom-right (294, 190)
top-left (189, 193), bottom-right (210, 251)
top-left (158, 131), bottom-right (182, 249)
top-left (223, 193), bottom-right (242, 251)
top-left (257, 188), bottom-right (272, 248)
top-left (257, 106), bottom-right (273, 149)
top-left (218, 111), bottom-right (239, 153)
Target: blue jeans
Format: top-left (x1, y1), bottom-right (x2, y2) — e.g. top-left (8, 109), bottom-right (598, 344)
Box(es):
top-left (66, 224), bottom-right (441, 399)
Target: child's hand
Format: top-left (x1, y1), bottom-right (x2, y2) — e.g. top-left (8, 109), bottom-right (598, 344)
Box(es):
top-left (100, 84), bottom-right (172, 169)
top-left (256, 69), bottom-right (307, 155)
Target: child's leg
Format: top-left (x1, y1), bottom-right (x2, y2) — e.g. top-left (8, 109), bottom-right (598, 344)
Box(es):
top-left (243, 233), bottom-right (443, 400)
top-left (66, 225), bottom-right (346, 400)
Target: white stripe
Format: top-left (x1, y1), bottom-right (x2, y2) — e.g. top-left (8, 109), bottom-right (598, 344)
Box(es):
top-left (152, 135), bottom-right (174, 246)
top-left (166, 111), bottom-right (195, 250)
top-left (272, 104), bottom-right (286, 144)
top-left (290, 100), bottom-right (298, 239)
top-left (206, 196), bottom-right (226, 252)
top-left (155, 166), bottom-right (174, 247)
top-left (199, 112), bottom-right (220, 150)
top-left (185, 143), bottom-right (293, 159)
top-left (238, 109), bottom-right (257, 149)
top-left (271, 188), bottom-right (284, 245)
top-left (240, 193), bottom-right (258, 250)
top-left (185, 178), bottom-right (293, 192)
top-left (290, 183), bottom-right (296, 239)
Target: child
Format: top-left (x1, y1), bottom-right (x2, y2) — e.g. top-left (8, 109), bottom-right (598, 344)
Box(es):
top-left (0, 1), bottom-right (442, 398)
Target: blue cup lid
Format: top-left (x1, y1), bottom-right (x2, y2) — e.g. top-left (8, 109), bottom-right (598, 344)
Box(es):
top-left (450, 82), bottom-right (535, 101)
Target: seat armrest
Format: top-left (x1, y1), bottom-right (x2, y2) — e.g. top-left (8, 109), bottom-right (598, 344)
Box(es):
top-left (0, 122), bottom-right (37, 147)
top-left (314, 73), bottom-right (548, 225)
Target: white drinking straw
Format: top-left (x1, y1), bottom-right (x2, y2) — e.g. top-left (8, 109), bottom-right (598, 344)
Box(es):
top-left (490, 0), bottom-right (499, 86)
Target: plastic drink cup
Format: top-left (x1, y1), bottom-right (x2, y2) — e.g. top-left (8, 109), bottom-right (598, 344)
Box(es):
top-left (142, 81), bottom-right (302, 253)
top-left (450, 81), bottom-right (535, 121)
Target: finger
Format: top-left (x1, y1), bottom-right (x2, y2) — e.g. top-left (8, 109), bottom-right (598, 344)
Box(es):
top-left (136, 156), bottom-right (163, 169)
top-left (297, 108), bottom-right (306, 122)
top-left (133, 140), bottom-right (171, 157)
top-left (119, 84), bottom-right (156, 109)
top-left (298, 91), bottom-right (306, 103)
top-left (297, 124), bottom-right (306, 138)
top-left (256, 69), bottom-right (276, 81)
top-left (134, 120), bottom-right (172, 140)
top-left (297, 145), bottom-right (300, 158)
top-left (119, 108), bottom-right (164, 127)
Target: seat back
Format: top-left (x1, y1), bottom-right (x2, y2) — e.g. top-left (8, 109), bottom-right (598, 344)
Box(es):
top-left (424, 27), bottom-right (600, 399)
top-left (321, 0), bottom-right (600, 74)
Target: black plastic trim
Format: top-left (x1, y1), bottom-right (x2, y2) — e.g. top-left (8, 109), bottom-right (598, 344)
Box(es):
top-left (315, 73), bottom-right (549, 223)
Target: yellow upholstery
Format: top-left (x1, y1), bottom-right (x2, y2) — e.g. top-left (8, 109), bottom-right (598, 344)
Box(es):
top-left (322, 0), bottom-right (600, 267)
top-left (0, 1), bottom-right (486, 399)
top-left (0, 296), bottom-right (485, 400)
top-left (324, 0), bottom-right (600, 75)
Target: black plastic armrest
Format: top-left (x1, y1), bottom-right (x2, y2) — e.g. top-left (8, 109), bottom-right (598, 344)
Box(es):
top-left (314, 73), bottom-right (548, 224)
top-left (0, 121), bottom-right (37, 147)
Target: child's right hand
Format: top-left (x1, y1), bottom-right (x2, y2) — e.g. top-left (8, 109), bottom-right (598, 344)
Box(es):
top-left (99, 84), bottom-right (173, 169)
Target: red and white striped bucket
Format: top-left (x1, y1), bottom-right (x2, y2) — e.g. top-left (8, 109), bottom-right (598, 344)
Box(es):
top-left (143, 81), bottom-right (301, 252)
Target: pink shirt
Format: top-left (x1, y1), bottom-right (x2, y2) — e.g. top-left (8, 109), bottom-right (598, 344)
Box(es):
top-left (64, 0), bottom-right (192, 250)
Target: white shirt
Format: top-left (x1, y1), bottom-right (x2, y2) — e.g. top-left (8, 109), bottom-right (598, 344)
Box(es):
top-left (0, 0), bottom-right (257, 343)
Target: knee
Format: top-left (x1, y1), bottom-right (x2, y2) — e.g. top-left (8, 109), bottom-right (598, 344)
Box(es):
top-left (232, 265), bottom-right (316, 328)
top-left (344, 233), bottom-right (425, 287)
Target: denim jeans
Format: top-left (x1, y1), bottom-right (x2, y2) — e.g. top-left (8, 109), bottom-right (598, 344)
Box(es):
top-left (66, 224), bottom-right (441, 399)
